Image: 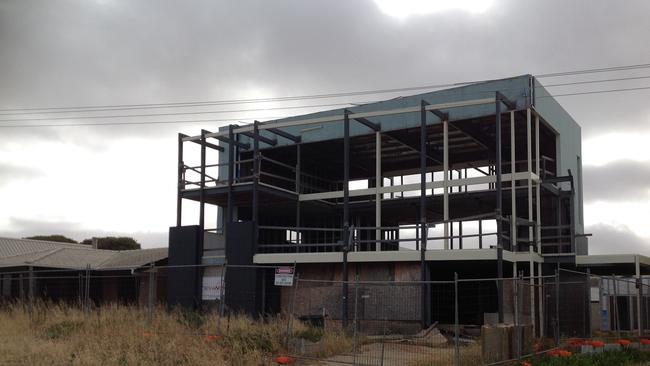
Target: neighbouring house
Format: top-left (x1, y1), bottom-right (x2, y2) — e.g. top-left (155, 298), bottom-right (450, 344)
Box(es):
top-left (0, 237), bottom-right (168, 306)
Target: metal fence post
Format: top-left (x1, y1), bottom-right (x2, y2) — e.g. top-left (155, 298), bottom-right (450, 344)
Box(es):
top-left (147, 263), bottom-right (155, 325)
top-left (454, 272), bottom-right (460, 366)
top-left (352, 273), bottom-right (360, 366)
top-left (85, 264), bottom-right (91, 314)
top-left (285, 273), bottom-right (299, 350)
top-left (554, 268), bottom-right (560, 346)
top-left (28, 266), bottom-right (34, 320)
top-left (612, 275), bottom-right (621, 338)
top-left (586, 268), bottom-right (591, 338)
top-left (516, 272), bottom-right (523, 361)
top-left (217, 264), bottom-right (227, 335)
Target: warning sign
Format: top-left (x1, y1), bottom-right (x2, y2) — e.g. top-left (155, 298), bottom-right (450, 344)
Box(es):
top-left (274, 266), bottom-right (294, 286)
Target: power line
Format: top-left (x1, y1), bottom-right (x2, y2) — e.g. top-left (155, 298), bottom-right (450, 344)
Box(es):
top-left (3, 74), bottom-right (650, 124)
top-left (2, 62), bottom-right (650, 115)
top-left (0, 101), bottom-right (366, 123)
top-left (0, 116), bottom-right (269, 128)
top-left (2, 84), bottom-right (650, 129)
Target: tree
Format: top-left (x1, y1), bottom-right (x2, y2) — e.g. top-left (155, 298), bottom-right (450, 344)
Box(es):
top-left (80, 236), bottom-right (141, 250)
top-left (24, 235), bottom-right (77, 243)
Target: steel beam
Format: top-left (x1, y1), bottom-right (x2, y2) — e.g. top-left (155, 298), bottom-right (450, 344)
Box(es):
top-left (242, 127), bottom-right (277, 146)
top-left (450, 120), bottom-right (495, 152)
top-left (189, 138), bottom-right (223, 152)
top-left (215, 135), bottom-right (250, 150)
top-left (384, 132), bottom-right (443, 164)
top-left (428, 108), bottom-right (449, 121)
top-left (267, 127), bottom-right (301, 143)
top-left (183, 97), bottom-right (496, 141)
top-left (352, 115), bottom-right (381, 132)
top-left (496, 91), bottom-right (517, 110)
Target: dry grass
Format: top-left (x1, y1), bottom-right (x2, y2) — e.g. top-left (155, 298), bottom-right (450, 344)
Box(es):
top-left (0, 302), bottom-right (348, 366)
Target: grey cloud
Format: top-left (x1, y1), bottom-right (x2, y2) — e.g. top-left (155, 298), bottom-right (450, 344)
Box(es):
top-left (586, 223), bottom-right (650, 255)
top-left (2, 0), bottom-right (650, 141)
top-left (3, 217), bottom-right (166, 248)
top-left (0, 163), bottom-right (42, 185)
top-left (583, 160), bottom-right (650, 202)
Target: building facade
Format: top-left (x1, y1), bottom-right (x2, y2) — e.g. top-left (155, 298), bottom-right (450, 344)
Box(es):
top-left (170, 75), bottom-right (589, 334)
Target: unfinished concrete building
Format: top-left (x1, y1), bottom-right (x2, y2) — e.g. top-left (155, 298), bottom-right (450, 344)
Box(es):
top-left (169, 75), bottom-right (589, 335)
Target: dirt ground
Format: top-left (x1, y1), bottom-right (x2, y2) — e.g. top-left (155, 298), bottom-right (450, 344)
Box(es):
top-left (315, 342), bottom-right (481, 366)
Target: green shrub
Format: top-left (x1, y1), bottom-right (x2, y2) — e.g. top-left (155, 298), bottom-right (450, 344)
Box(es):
top-left (294, 327), bottom-right (324, 342)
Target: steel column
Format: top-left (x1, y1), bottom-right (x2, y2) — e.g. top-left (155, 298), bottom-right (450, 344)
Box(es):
top-left (419, 100), bottom-right (428, 327)
top-left (510, 111), bottom-right (516, 252)
top-left (526, 108), bottom-right (536, 336)
top-left (199, 130), bottom-right (207, 230)
top-left (176, 133), bottom-right (184, 227)
top-left (637, 255), bottom-right (642, 336)
top-left (496, 95), bottom-right (504, 323)
top-left (342, 111), bottom-right (350, 328)
top-left (227, 125), bottom-right (235, 224)
top-left (375, 131), bottom-right (381, 252)
top-left (443, 120), bottom-right (449, 250)
top-left (252, 121), bottom-right (260, 252)
top-left (296, 144), bottom-right (301, 252)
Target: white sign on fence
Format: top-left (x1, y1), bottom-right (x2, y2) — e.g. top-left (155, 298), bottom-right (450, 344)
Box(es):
top-left (274, 266), bottom-right (294, 286)
top-left (201, 275), bottom-right (223, 300)
top-left (202, 266), bottom-right (224, 300)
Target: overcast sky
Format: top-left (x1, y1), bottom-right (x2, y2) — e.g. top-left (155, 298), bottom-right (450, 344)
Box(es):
top-left (1, 0), bottom-right (649, 253)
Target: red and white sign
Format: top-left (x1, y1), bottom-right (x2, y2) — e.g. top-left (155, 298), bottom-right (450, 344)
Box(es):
top-left (274, 266), bottom-right (294, 286)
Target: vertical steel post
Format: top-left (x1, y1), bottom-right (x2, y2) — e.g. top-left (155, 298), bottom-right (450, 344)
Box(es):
top-left (342, 111), bottom-right (350, 328)
top-left (218, 262), bottom-right (228, 327)
top-left (176, 133), bottom-right (184, 227)
top-left (612, 275), bottom-right (621, 337)
top-left (227, 125), bottom-right (235, 225)
top-left (252, 122), bottom-right (260, 223)
top-left (478, 220), bottom-right (483, 249)
top-left (454, 272), bottom-right (460, 366)
top-left (252, 122), bottom-right (260, 254)
top-left (296, 144), bottom-right (301, 252)
top-left (510, 111), bottom-right (516, 252)
top-left (637, 255), bottom-right (642, 336)
top-left (200, 131), bottom-right (207, 228)
top-left (285, 272), bottom-right (300, 349)
top-left (555, 268), bottom-right (560, 345)
top-left (443, 120), bottom-right (449, 249)
top-left (419, 101), bottom-right (428, 328)
top-left (496, 95), bottom-right (504, 323)
top-left (352, 273), bottom-right (360, 366)
top-left (375, 131), bottom-right (382, 252)
top-left (526, 108), bottom-right (536, 336)
top-left (586, 268), bottom-right (592, 338)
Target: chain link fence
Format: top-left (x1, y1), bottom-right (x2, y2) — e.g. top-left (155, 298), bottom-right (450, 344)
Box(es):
top-left (2, 264), bottom-right (650, 365)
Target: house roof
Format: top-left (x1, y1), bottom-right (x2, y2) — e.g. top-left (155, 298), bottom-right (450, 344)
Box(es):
top-left (0, 237), bottom-right (167, 270)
